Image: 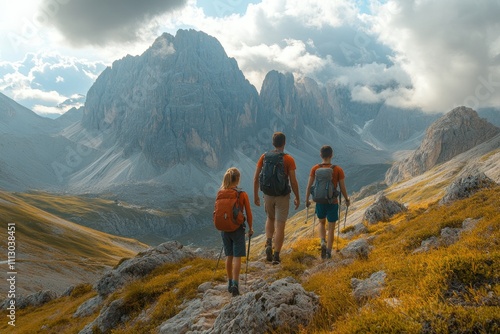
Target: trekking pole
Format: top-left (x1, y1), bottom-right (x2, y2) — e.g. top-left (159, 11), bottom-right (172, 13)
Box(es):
top-left (312, 214), bottom-right (316, 238)
top-left (344, 206), bottom-right (348, 229)
top-left (245, 234), bottom-right (252, 287)
top-left (214, 245), bottom-right (223, 277)
top-left (337, 194), bottom-right (342, 252)
top-left (304, 205), bottom-right (309, 224)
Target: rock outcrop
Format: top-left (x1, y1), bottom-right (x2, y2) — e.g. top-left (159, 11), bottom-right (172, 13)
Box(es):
top-left (340, 238), bottom-right (373, 259)
top-left (79, 299), bottom-right (126, 334)
top-left (386, 106), bottom-right (500, 185)
top-left (363, 194), bottom-right (407, 224)
top-left (440, 173), bottom-right (498, 204)
top-left (95, 241), bottom-right (195, 297)
top-left (413, 218), bottom-right (480, 253)
top-left (208, 277), bottom-right (318, 334)
top-left (0, 290), bottom-right (58, 310)
top-left (351, 271), bottom-right (387, 303)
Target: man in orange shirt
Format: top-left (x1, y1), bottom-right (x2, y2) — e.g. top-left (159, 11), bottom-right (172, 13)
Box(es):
top-left (253, 132), bottom-right (300, 264)
top-left (305, 145), bottom-right (350, 259)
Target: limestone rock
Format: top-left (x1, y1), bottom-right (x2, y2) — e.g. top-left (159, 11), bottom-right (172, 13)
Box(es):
top-left (210, 277), bottom-right (318, 334)
top-left (159, 286), bottom-right (230, 333)
top-left (16, 290), bottom-right (58, 309)
top-left (413, 218), bottom-right (480, 253)
top-left (342, 223), bottom-right (369, 240)
top-left (95, 241), bottom-right (194, 296)
top-left (440, 173), bottom-right (497, 204)
top-left (364, 194), bottom-right (407, 224)
top-left (413, 236), bottom-right (440, 254)
top-left (340, 238), bottom-right (372, 259)
top-left (79, 298), bottom-right (126, 334)
top-left (440, 227), bottom-right (462, 246)
top-left (351, 271), bottom-right (387, 303)
top-left (73, 296), bottom-right (103, 318)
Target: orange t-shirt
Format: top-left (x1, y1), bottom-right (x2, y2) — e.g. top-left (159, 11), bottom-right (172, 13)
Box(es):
top-left (256, 152), bottom-right (296, 175)
top-left (309, 164), bottom-right (345, 203)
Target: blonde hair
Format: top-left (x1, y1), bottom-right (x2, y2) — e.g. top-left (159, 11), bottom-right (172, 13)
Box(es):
top-left (221, 167), bottom-right (240, 189)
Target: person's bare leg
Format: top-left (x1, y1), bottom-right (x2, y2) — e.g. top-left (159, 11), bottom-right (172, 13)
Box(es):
top-left (318, 218), bottom-right (326, 241)
top-left (226, 256), bottom-right (233, 281)
top-left (274, 220), bottom-right (286, 252)
top-left (265, 217), bottom-right (275, 240)
top-left (231, 257), bottom-right (242, 295)
top-left (232, 257), bottom-right (242, 282)
top-left (327, 222), bottom-right (335, 258)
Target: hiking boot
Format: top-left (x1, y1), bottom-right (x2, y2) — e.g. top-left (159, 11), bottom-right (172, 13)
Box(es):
top-left (272, 253), bottom-right (281, 265)
top-left (320, 244), bottom-right (326, 259)
top-left (326, 250), bottom-right (332, 259)
top-left (228, 280), bottom-right (232, 293)
top-left (265, 245), bottom-right (273, 262)
top-left (231, 284), bottom-right (240, 296)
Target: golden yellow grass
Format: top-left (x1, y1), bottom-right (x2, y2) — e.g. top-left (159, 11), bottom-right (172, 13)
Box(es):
top-left (0, 284), bottom-right (96, 334)
top-left (294, 187), bottom-right (500, 333)
top-left (1, 185), bottom-right (498, 333)
top-left (0, 191), bottom-right (145, 266)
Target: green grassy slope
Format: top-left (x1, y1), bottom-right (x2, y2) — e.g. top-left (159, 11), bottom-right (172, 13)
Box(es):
top-left (0, 191), bottom-right (148, 295)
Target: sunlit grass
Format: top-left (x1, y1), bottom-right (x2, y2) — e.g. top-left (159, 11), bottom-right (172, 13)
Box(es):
top-left (298, 187), bottom-right (500, 333)
top-left (110, 257), bottom-right (221, 334)
top-left (0, 288), bottom-right (97, 334)
top-left (1, 185), bottom-right (497, 333)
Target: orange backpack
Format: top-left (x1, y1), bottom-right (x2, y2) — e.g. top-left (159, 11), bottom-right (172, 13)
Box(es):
top-left (213, 188), bottom-right (246, 232)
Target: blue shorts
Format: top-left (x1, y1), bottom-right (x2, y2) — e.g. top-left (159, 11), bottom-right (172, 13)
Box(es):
top-left (221, 225), bottom-right (246, 257)
top-left (315, 203), bottom-right (339, 223)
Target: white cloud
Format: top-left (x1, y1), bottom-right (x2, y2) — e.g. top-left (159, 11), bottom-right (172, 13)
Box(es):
top-left (369, 0), bottom-right (500, 112)
top-left (0, 51), bottom-right (105, 113)
top-left (2, 0), bottom-right (499, 115)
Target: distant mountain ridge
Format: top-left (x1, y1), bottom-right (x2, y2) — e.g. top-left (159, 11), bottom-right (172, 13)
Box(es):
top-left (385, 106), bottom-right (500, 185)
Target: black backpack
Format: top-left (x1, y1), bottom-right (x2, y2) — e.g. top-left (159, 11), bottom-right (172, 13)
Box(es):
top-left (310, 164), bottom-right (340, 204)
top-left (259, 151), bottom-right (291, 196)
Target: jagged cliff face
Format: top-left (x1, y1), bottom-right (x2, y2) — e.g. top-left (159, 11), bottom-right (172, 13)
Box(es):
top-left (82, 29), bottom-right (260, 169)
top-left (385, 106), bottom-right (500, 185)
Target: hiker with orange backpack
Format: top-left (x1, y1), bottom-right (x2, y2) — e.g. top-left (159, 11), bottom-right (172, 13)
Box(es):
top-left (213, 167), bottom-right (253, 296)
top-left (305, 145), bottom-right (350, 259)
top-left (253, 132), bottom-right (300, 264)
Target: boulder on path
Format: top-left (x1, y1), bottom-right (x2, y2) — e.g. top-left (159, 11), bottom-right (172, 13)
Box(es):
top-left (210, 277), bottom-right (319, 334)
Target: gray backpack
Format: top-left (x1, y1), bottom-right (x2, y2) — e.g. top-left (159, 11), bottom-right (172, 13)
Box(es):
top-left (311, 164), bottom-right (339, 204)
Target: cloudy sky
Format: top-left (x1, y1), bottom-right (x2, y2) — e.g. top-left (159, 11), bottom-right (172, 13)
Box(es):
top-left (1, 0), bottom-right (499, 117)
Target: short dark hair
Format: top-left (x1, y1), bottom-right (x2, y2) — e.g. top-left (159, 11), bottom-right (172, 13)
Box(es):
top-left (320, 145), bottom-right (333, 158)
top-left (272, 132), bottom-right (286, 148)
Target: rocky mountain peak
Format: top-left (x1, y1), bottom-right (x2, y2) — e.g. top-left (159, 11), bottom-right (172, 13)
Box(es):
top-left (81, 29), bottom-right (260, 169)
top-left (385, 106), bottom-right (500, 185)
